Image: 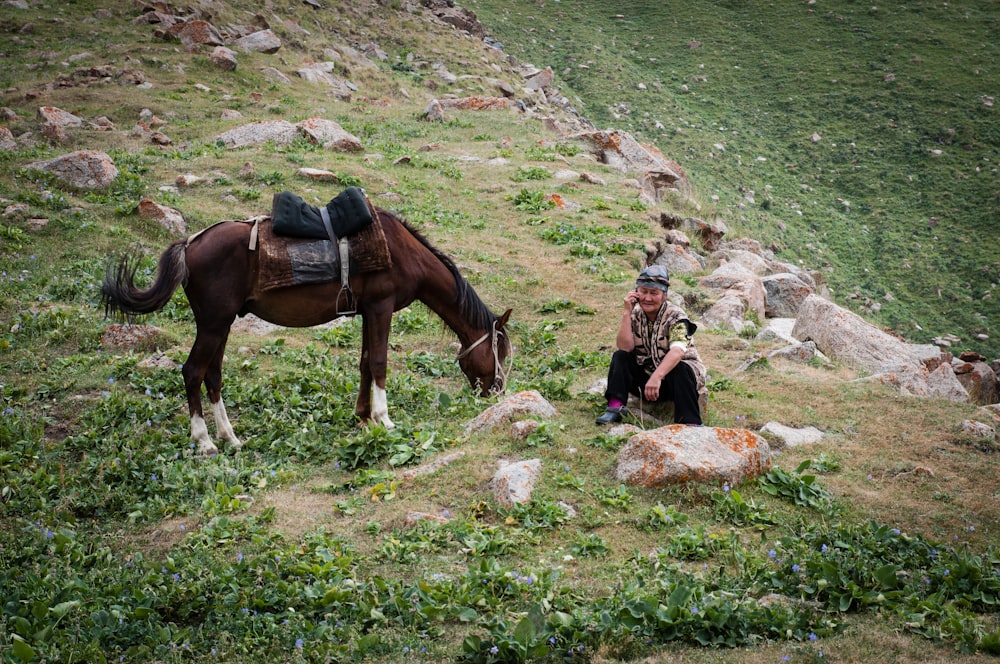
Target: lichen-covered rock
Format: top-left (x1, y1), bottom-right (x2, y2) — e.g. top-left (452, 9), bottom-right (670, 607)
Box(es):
top-left (615, 426), bottom-right (771, 487)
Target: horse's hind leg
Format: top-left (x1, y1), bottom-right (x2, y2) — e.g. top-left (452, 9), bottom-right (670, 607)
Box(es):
top-left (183, 327), bottom-right (229, 456)
top-left (204, 328), bottom-right (242, 450)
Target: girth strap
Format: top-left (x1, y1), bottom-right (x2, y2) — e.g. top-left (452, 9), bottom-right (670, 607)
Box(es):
top-left (321, 206), bottom-right (356, 314)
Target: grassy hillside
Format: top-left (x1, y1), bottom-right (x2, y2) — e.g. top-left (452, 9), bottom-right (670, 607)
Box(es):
top-left (470, 0), bottom-right (1000, 358)
top-left (0, 1), bottom-right (998, 662)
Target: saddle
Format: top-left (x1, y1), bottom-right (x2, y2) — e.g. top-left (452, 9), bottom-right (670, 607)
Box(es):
top-left (252, 188), bottom-right (391, 308)
top-left (271, 187), bottom-right (373, 240)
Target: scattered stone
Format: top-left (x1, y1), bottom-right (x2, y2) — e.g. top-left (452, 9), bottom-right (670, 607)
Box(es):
top-left (259, 67), bottom-right (291, 85)
top-left (24, 150), bottom-right (118, 190)
top-left (171, 20), bottom-right (224, 50)
top-left (398, 451), bottom-right (466, 480)
top-left (423, 99), bottom-right (447, 122)
top-left (220, 109), bottom-right (243, 120)
top-left (437, 96), bottom-right (510, 111)
top-left (41, 122), bottom-right (69, 144)
top-left (101, 323), bottom-right (166, 351)
top-left (793, 295), bottom-right (940, 375)
top-left (767, 340), bottom-right (825, 365)
top-left (3, 203), bottom-right (28, 217)
top-left (761, 273), bottom-right (813, 317)
top-left (209, 46), bottom-right (237, 71)
top-left (215, 120), bottom-right (298, 148)
top-left (295, 117), bottom-right (363, 151)
top-left (137, 198), bottom-right (186, 235)
top-left (579, 172), bottom-right (606, 186)
top-left (36, 106), bottom-right (83, 127)
top-left (137, 352), bottom-right (178, 369)
top-left (759, 422), bottom-right (824, 449)
top-left (296, 167), bottom-right (337, 181)
top-left (403, 511), bottom-right (449, 527)
top-left (961, 420), bottom-right (996, 439)
top-left (175, 173), bottom-right (204, 187)
top-left (465, 390), bottom-right (557, 434)
top-left (511, 419), bottom-right (541, 441)
top-left (234, 29), bottom-right (281, 54)
top-left (490, 458), bottom-right (541, 508)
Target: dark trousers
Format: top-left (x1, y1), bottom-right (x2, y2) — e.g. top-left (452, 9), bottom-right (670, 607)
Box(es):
top-left (604, 350), bottom-right (702, 425)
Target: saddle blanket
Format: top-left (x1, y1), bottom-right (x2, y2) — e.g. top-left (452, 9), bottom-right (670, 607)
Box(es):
top-left (256, 213), bottom-right (391, 292)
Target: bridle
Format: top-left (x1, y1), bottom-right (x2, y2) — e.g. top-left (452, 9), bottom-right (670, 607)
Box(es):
top-left (456, 319), bottom-right (512, 395)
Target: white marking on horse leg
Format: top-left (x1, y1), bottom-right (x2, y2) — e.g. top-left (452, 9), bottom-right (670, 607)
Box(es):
top-left (191, 414), bottom-right (218, 456)
top-left (372, 386), bottom-right (395, 429)
top-left (211, 399), bottom-right (242, 450)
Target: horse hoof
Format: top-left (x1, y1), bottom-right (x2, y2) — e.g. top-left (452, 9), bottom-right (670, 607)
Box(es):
top-left (198, 441), bottom-right (219, 457)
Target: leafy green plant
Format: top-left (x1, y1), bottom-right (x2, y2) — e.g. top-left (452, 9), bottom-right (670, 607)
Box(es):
top-left (758, 461), bottom-right (833, 511)
top-left (510, 166), bottom-right (550, 182)
top-left (640, 502), bottom-right (690, 531)
top-left (511, 188), bottom-right (554, 213)
top-left (711, 485), bottom-right (775, 526)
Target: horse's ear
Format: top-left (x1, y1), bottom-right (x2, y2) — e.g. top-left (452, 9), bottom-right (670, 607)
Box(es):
top-left (497, 308), bottom-right (512, 329)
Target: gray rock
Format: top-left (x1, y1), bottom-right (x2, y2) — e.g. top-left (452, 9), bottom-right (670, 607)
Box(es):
top-left (491, 458), bottom-right (541, 507)
top-left (234, 29), bottom-right (281, 54)
top-left (465, 390), bottom-right (557, 434)
top-left (24, 150), bottom-right (118, 190)
top-left (760, 422), bottom-right (824, 449)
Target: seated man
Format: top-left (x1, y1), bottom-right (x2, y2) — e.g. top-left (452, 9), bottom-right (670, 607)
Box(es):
top-left (596, 265), bottom-right (707, 425)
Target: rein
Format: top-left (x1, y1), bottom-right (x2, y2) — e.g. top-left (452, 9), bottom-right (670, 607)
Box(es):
top-left (456, 319), bottom-right (512, 394)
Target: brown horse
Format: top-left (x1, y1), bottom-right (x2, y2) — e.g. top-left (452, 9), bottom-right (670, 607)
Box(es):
top-left (101, 207), bottom-right (512, 456)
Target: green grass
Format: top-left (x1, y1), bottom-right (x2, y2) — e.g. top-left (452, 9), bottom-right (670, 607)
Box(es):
top-left (470, 0), bottom-right (1000, 358)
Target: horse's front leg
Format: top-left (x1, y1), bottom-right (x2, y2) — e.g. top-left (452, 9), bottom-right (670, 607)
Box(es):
top-left (355, 315), bottom-right (373, 422)
top-left (358, 307), bottom-right (394, 429)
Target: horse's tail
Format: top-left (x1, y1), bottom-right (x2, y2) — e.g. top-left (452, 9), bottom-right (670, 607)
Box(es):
top-left (101, 240), bottom-right (188, 322)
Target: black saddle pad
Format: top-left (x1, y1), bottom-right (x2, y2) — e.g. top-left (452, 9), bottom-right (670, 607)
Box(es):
top-left (271, 187), bottom-right (374, 240)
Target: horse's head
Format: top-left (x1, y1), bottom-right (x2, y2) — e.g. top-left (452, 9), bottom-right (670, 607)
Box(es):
top-left (457, 308), bottom-right (512, 396)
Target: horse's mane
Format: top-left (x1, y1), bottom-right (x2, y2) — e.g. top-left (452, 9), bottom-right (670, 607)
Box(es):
top-left (380, 209), bottom-right (498, 332)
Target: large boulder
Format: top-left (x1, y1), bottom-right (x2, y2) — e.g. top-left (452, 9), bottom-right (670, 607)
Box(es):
top-left (791, 295), bottom-right (940, 374)
top-left (615, 426), bottom-right (771, 487)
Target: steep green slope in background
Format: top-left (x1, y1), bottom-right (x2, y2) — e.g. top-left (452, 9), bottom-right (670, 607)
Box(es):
top-left (471, 0), bottom-right (1000, 357)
